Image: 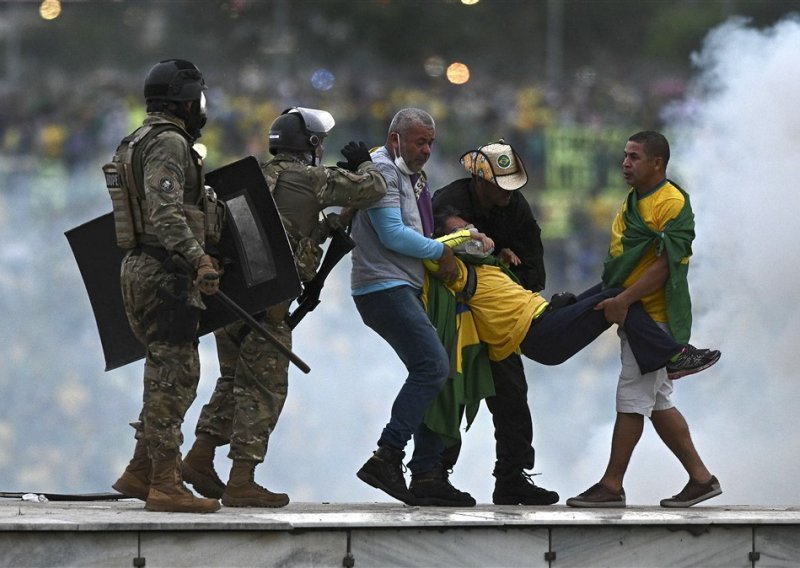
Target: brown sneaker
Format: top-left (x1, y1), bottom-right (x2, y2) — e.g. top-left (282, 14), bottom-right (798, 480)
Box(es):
top-left (660, 475), bottom-right (722, 508)
top-left (566, 483), bottom-right (625, 508)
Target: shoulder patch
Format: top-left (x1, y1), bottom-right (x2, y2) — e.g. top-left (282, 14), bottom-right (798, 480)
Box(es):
top-left (158, 177), bottom-right (176, 193)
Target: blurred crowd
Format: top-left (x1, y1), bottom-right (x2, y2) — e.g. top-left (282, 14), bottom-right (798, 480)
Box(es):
top-left (0, 60), bottom-right (688, 294)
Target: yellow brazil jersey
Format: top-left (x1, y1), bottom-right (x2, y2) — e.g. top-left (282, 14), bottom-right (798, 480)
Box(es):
top-left (449, 258), bottom-right (548, 361)
top-left (608, 181), bottom-right (686, 322)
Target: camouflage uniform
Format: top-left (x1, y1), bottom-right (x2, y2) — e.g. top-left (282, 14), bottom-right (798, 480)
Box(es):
top-left (119, 113), bottom-right (211, 461)
top-left (194, 153), bottom-right (386, 462)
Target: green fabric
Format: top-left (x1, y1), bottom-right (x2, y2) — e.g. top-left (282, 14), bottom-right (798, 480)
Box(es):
top-left (463, 252), bottom-right (522, 283)
top-left (423, 271), bottom-right (495, 448)
top-left (601, 183), bottom-right (695, 343)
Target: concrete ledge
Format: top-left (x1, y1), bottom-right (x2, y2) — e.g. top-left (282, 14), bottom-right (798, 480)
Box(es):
top-left (1, 498), bottom-right (798, 567)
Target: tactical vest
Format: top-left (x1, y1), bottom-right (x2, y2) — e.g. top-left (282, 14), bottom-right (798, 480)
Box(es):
top-left (103, 122), bottom-right (224, 249)
top-left (263, 157), bottom-right (325, 282)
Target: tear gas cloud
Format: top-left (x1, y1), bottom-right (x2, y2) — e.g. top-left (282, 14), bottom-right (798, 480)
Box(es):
top-left (661, 15), bottom-right (800, 505)
top-left (515, 15), bottom-right (800, 507)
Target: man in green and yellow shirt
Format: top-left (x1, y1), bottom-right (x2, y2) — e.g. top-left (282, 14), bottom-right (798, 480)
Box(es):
top-left (567, 130), bottom-right (722, 509)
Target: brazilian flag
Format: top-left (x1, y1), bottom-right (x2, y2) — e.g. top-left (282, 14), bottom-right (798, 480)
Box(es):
top-left (422, 274), bottom-right (495, 448)
top-left (602, 183), bottom-right (695, 343)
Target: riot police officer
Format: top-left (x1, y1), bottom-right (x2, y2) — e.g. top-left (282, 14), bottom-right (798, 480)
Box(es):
top-left (110, 59), bottom-right (223, 513)
top-left (181, 108), bottom-right (386, 507)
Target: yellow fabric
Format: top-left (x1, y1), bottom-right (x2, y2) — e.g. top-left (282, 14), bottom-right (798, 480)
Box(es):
top-left (447, 258), bottom-right (547, 361)
top-left (421, 275), bottom-right (484, 370)
top-left (421, 273), bottom-right (495, 446)
top-left (423, 229), bottom-right (473, 272)
top-left (421, 274), bottom-right (488, 376)
top-left (608, 182), bottom-right (686, 322)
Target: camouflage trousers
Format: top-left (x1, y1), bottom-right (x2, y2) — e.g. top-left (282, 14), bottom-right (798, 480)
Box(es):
top-left (121, 251), bottom-right (203, 460)
top-left (194, 302), bottom-right (291, 463)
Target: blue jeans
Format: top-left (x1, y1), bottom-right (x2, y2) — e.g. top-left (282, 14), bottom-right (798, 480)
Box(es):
top-left (354, 285), bottom-right (449, 474)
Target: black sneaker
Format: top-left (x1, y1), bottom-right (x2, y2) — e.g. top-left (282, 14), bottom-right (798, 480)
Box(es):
top-left (667, 346), bottom-right (721, 380)
top-left (357, 446), bottom-right (415, 505)
top-left (410, 464), bottom-right (476, 507)
top-left (493, 471), bottom-right (559, 505)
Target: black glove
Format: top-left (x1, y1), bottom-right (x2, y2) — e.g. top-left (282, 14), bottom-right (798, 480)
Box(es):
top-left (336, 141), bottom-right (371, 171)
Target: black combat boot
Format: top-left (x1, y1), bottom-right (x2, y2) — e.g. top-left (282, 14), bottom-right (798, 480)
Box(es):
top-left (493, 470), bottom-right (559, 505)
top-left (357, 445), bottom-right (415, 504)
top-left (410, 464), bottom-right (476, 507)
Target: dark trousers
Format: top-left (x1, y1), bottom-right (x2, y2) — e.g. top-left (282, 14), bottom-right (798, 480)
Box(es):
top-left (441, 353), bottom-right (535, 476)
top-left (520, 283), bottom-right (681, 374)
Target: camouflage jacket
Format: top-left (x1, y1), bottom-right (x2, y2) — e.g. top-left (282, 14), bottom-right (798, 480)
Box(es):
top-left (134, 113), bottom-right (206, 266)
top-left (261, 154), bottom-right (386, 282)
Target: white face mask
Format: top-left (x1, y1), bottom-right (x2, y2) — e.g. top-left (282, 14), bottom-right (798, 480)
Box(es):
top-left (393, 133), bottom-right (415, 176)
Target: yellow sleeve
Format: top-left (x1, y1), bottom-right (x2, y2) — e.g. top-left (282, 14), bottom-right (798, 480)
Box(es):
top-left (423, 229), bottom-right (472, 272)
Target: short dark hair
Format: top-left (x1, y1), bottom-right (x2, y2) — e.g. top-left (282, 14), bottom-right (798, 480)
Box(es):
top-left (433, 206), bottom-right (465, 237)
top-left (629, 130), bottom-right (670, 166)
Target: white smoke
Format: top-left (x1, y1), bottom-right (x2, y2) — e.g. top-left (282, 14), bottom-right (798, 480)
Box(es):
top-left (550, 16), bottom-right (800, 507)
top-left (659, 15), bottom-right (800, 506)
top-left (533, 15), bottom-right (800, 508)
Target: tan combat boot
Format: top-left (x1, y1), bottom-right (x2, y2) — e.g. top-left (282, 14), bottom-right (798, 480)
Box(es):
top-left (221, 459), bottom-right (289, 508)
top-left (145, 451), bottom-right (220, 513)
top-left (112, 436), bottom-right (150, 500)
top-left (182, 433), bottom-right (226, 499)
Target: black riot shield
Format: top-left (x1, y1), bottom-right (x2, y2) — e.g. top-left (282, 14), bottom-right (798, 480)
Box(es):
top-left (66, 156), bottom-right (301, 371)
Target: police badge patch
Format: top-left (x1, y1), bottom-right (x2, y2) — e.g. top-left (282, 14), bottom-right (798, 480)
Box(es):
top-left (159, 177), bottom-right (175, 192)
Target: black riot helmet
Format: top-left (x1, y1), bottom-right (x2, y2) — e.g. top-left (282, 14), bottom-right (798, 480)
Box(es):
top-left (144, 59), bottom-right (207, 139)
top-left (144, 59), bottom-right (205, 102)
top-left (268, 107), bottom-right (335, 164)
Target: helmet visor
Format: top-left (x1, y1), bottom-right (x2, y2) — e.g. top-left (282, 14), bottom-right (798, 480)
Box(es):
top-left (292, 107), bottom-right (335, 136)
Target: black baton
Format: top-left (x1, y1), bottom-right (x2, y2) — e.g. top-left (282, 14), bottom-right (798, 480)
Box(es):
top-left (213, 290), bottom-right (311, 374)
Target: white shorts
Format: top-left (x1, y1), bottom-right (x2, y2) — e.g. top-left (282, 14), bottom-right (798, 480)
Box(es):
top-left (616, 324), bottom-right (674, 416)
